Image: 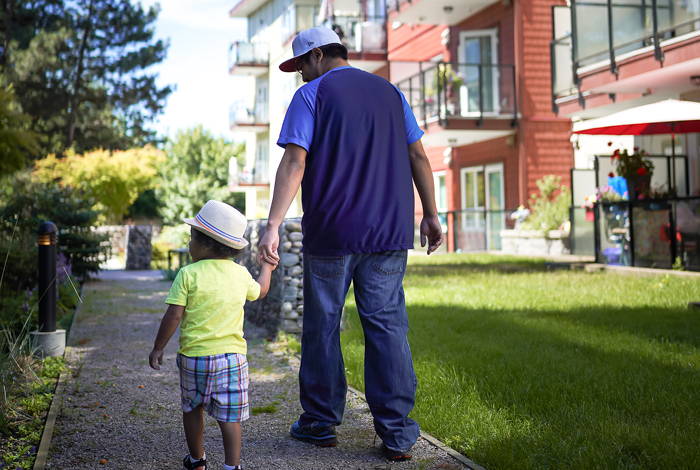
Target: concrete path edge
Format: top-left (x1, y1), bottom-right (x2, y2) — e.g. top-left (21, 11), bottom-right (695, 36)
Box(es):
top-left (32, 294), bottom-right (83, 470)
top-left (346, 385), bottom-right (487, 470)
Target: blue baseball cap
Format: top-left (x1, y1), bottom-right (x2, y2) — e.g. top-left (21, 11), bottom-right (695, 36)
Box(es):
top-left (279, 27), bottom-right (342, 73)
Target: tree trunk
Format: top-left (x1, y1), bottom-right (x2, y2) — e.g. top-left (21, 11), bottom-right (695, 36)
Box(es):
top-left (65, 0), bottom-right (95, 147)
top-left (1, 0), bottom-right (16, 66)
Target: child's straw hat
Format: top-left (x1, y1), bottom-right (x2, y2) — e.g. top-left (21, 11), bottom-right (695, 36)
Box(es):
top-left (183, 200), bottom-right (249, 249)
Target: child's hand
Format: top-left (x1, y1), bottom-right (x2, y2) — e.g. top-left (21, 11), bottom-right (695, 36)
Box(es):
top-left (149, 348), bottom-right (164, 370)
top-left (263, 258), bottom-right (277, 270)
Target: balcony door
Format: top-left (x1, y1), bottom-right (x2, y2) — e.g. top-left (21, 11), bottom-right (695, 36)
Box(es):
top-left (255, 79), bottom-right (268, 123)
top-left (485, 163), bottom-right (505, 250)
top-left (458, 29), bottom-right (500, 116)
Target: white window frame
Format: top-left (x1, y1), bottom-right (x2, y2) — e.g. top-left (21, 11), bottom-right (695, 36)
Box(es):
top-left (433, 170), bottom-right (447, 212)
top-left (457, 28), bottom-right (500, 116)
top-left (460, 165), bottom-right (485, 211)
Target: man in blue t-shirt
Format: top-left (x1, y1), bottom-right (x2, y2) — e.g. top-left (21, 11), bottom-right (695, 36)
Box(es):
top-left (259, 27), bottom-right (443, 462)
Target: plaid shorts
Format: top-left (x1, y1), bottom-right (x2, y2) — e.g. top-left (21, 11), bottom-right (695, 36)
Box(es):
top-left (176, 353), bottom-right (250, 422)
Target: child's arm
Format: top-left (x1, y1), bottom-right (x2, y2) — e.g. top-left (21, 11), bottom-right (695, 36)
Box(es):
top-left (257, 260), bottom-right (276, 299)
top-left (148, 304), bottom-right (185, 370)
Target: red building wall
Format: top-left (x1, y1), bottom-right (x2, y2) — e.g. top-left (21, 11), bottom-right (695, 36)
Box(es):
top-left (517, 0), bottom-right (573, 199)
top-left (388, 23), bottom-right (446, 61)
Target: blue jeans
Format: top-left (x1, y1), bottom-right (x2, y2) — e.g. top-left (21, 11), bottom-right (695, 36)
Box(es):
top-left (298, 250), bottom-right (419, 452)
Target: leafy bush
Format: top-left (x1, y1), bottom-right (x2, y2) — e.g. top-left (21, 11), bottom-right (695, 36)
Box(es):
top-left (33, 146), bottom-right (164, 224)
top-left (0, 171), bottom-right (105, 293)
top-left (520, 175), bottom-right (571, 232)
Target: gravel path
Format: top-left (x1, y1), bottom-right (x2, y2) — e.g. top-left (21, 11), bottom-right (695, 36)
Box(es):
top-left (46, 271), bottom-right (473, 470)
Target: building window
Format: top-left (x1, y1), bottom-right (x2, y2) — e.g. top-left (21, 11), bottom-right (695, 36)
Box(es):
top-left (458, 29), bottom-right (500, 115)
top-left (255, 140), bottom-right (269, 184)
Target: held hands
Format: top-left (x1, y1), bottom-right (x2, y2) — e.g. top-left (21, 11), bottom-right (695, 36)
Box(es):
top-left (420, 216), bottom-right (443, 255)
top-left (258, 226), bottom-right (280, 267)
top-left (148, 348), bottom-right (164, 370)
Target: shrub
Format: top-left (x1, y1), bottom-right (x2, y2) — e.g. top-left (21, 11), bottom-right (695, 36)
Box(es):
top-left (520, 175), bottom-right (571, 232)
top-left (0, 171), bottom-right (105, 289)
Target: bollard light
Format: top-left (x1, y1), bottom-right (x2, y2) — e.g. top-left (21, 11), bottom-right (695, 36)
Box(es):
top-left (37, 222), bottom-right (58, 333)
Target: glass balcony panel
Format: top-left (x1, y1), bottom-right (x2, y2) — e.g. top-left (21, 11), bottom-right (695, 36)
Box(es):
top-left (552, 37), bottom-right (574, 96)
top-left (573, 1), bottom-right (609, 62)
top-left (229, 42), bottom-right (269, 69)
top-left (611, 0), bottom-right (649, 53)
top-left (659, 0), bottom-right (700, 34)
top-left (229, 100), bottom-right (268, 126)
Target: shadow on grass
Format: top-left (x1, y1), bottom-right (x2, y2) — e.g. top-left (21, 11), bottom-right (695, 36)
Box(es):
top-left (341, 303), bottom-right (700, 470)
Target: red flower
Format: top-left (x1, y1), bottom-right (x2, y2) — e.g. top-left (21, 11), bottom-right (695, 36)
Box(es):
top-left (637, 167), bottom-right (646, 176)
top-left (608, 172), bottom-right (614, 178)
top-left (613, 149), bottom-right (620, 158)
top-left (608, 141), bottom-right (613, 147)
top-left (634, 147), bottom-right (639, 151)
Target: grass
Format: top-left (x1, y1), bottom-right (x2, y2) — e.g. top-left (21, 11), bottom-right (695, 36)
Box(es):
top-left (340, 253), bottom-right (700, 470)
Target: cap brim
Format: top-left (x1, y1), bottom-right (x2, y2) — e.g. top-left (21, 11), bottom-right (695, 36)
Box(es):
top-left (279, 56), bottom-right (297, 73)
top-left (183, 218), bottom-right (249, 249)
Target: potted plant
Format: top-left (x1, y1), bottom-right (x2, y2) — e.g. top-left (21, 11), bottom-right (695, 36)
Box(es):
top-left (608, 143), bottom-right (654, 200)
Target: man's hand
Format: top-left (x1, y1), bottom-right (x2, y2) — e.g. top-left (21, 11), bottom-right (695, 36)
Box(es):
top-left (149, 348), bottom-right (164, 370)
top-left (420, 216), bottom-right (443, 255)
top-left (258, 226), bottom-right (280, 267)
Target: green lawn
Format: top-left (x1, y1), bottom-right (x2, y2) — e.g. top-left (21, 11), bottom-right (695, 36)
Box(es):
top-left (340, 254), bottom-right (700, 470)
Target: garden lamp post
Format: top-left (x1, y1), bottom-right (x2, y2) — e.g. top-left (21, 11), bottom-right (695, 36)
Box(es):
top-left (30, 222), bottom-right (66, 357)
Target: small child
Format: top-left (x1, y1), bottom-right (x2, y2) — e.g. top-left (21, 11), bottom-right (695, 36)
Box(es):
top-left (149, 200), bottom-right (276, 470)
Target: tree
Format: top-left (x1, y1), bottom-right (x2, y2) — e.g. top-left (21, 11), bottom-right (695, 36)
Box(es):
top-left (0, 0), bottom-right (172, 156)
top-left (157, 126), bottom-right (245, 226)
top-left (0, 83), bottom-right (41, 177)
top-left (33, 146), bottom-right (163, 223)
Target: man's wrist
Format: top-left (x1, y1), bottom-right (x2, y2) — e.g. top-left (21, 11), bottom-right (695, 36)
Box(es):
top-left (266, 219), bottom-right (282, 232)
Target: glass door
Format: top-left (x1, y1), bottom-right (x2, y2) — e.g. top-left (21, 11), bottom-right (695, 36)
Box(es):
top-left (485, 163), bottom-right (505, 250)
top-left (459, 166), bottom-right (486, 250)
top-left (459, 29), bottom-right (499, 116)
top-left (255, 79), bottom-right (268, 123)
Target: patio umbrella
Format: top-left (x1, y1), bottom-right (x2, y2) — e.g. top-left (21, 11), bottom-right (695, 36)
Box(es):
top-left (573, 99), bottom-right (700, 192)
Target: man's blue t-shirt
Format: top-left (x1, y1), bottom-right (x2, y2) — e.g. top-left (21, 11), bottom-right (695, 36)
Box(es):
top-left (277, 66), bottom-right (424, 256)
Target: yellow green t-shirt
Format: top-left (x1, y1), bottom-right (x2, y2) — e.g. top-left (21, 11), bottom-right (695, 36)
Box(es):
top-left (165, 259), bottom-right (261, 357)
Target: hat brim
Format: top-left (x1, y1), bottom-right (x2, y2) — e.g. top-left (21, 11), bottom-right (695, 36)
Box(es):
top-left (280, 56), bottom-right (299, 73)
top-left (183, 217), bottom-right (249, 249)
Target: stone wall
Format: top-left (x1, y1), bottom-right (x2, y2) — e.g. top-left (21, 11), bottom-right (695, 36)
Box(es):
top-left (235, 219), bottom-right (307, 337)
top-left (279, 220), bottom-right (304, 334)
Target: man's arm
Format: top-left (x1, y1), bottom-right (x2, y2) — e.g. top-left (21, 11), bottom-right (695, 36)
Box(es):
top-left (259, 143), bottom-right (307, 265)
top-left (408, 139), bottom-right (443, 254)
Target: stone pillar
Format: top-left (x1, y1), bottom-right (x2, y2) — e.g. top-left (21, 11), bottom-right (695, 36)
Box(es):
top-left (125, 225), bottom-right (152, 270)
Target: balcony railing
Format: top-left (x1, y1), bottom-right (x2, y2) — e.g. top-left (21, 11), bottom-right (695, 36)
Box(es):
top-left (395, 62), bottom-right (518, 127)
top-left (229, 101), bottom-right (268, 128)
top-left (325, 16), bottom-right (387, 52)
top-left (228, 41), bottom-right (269, 70)
top-left (551, 1), bottom-right (700, 111)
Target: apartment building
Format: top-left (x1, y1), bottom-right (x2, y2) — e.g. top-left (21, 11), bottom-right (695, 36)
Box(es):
top-left (386, 0), bottom-right (575, 252)
top-left (551, 0), bottom-right (700, 185)
top-left (227, 0), bottom-right (389, 219)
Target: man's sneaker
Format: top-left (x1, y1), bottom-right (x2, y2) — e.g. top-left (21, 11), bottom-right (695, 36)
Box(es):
top-left (380, 442), bottom-right (412, 461)
top-left (290, 420), bottom-right (338, 446)
top-left (182, 454), bottom-right (207, 470)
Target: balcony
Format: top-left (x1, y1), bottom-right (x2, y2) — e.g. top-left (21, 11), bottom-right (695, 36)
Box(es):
top-left (394, 61), bottom-right (518, 147)
top-left (228, 161), bottom-right (269, 191)
top-left (281, 5), bottom-right (320, 46)
top-left (551, 0), bottom-right (700, 113)
top-left (228, 42), bottom-right (269, 76)
top-left (229, 101), bottom-right (269, 133)
top-left (386, 0), bottom-right (499, 26)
